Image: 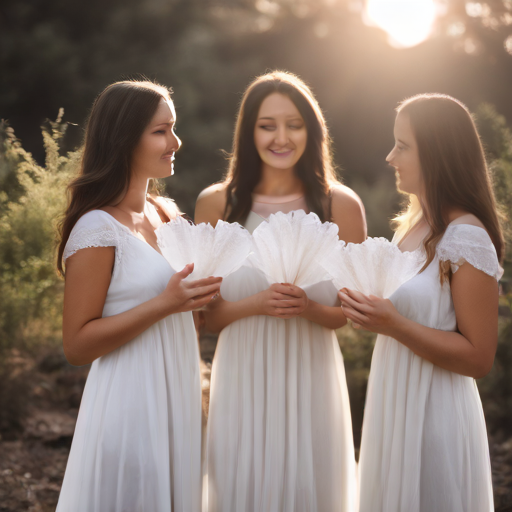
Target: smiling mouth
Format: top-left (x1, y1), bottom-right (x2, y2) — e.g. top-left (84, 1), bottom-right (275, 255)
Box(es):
top-left (270, 149), bottom-right (293, 156)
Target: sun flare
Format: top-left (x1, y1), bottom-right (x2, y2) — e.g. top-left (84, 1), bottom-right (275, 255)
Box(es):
top-left (365, 0), bottom-right (437, 48)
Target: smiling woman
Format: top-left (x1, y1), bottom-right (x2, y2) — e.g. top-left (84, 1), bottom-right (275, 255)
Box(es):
top-left (365, 0), bottom-right (437, 48)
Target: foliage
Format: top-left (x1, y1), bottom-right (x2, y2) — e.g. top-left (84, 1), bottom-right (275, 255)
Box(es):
top-left (0, 111), bottom-right (78, 353)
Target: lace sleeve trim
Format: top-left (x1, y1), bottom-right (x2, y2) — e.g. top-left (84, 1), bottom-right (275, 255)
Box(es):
top-left (63, 224), bottom-right (125, 268)
top-left (437, 224), bottom-right (503, 281)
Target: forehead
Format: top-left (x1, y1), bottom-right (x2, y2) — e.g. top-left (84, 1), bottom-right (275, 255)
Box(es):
top-left (394, 111), bottom-right (414, 138)
top-left (258, 92), bottom-right (302, 118)
top-left (150, 98), bottom-right (176, 124)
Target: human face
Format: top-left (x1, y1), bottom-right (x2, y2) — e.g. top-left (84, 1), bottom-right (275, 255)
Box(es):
top-left (131, 98), bottom-right (181, 179)
top-left (254, 92), bottom-right (307, 173)
top-left (386, 111), bottom-right (423, 197)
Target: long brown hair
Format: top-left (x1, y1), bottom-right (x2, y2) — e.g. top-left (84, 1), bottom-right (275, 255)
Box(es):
top-left (394, 93), bottom-right (505, 273)
top-left (57, 80), bottom-right (171, 275)
top-left (224, 71), bottom-right (339, 223)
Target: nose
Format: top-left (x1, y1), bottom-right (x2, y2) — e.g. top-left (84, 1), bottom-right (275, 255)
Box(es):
top-left (274, 125), bottom-right (289, 146)
top-left (386, 147), bottom-right (395, 164)
top-left (171, 132), bottom-right (182, 152)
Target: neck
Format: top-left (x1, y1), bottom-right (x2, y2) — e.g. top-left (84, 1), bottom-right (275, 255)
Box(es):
top-left (115, 174), bottom-right (149, 214)
top-left (253, 164), bottom-right (304, 196)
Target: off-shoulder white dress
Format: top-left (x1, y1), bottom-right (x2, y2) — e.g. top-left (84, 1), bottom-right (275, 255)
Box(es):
top-left (205, 199), bottom-right (356, 512)
top-left (358, 223), bottom-right (501, 512)
top-left (56, 210), bottom-right (202, 512)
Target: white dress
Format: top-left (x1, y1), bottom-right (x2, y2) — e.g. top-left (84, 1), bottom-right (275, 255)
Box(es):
top-left (56, 210), bottom-right (202, 512)
top-left (205, 210), bottom-right (357, 512)
top-left (357, 223), bottom-right (501, 512)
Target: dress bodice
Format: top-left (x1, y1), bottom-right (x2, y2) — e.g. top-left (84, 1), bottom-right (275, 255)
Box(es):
top-left (245, 193), bottom-right (309, 234)
top-left (389, 223), bottom-right (503, 331)
top-left (64, 210), bottom-right (175, 317)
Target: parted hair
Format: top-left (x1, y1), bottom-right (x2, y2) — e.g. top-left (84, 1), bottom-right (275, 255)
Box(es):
top-left (223, 71), bottom-right (339, 224)
top-left (57, 80), bottom-right (171, 275)
top-left (393, 93), bottom-right (505, 275)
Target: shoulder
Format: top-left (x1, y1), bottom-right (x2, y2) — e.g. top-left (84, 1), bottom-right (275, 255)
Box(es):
top-left (72, 209), bottom-right (119, 233)
top-left (438, 217), bottom-right (502, 281)
top-left (195, 182), bottom-right (229, 225)
top-left (64, 210), bottom-right (125, 263)
top-left (330, 184), bottom-right (365, 216)
top-left (329, 184), bottom-right (367, 243)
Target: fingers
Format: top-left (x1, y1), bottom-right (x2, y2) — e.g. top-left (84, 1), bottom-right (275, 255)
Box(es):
top-left (341, 305), bottom-right (369, 326)
top-left (268, 299), bottom-right (303, 308)
top-left (273, 307), bottom-right (302, 318)
top-left (188, 282), bottom-right (222, 299)
top-left (176, 263), bottom-right (194, 278)
top-left (341, 288), bottom-right (372, 304)
top-left (338, 291), bottom-right (373, 314)
top-left (188, 275), bottom-right (223, 288)
top-left (270, 283), bottom-right (303, 298)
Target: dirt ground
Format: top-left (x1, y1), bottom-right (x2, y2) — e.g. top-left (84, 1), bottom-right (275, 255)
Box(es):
top-left (1, 339), bottom-right (511, 512)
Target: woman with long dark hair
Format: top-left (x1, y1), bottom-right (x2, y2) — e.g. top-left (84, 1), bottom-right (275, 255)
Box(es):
top-left (195, 71), bottom-right (366, 511)
top-left (339, 94), bottom-right (504, 511)
top-left (56, 80), bottom-right (221, 512)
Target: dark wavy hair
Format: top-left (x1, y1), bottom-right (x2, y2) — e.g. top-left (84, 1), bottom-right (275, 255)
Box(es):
top-left (57, 80), bottom-right (171, 275)
top-left (223, 71), bottom-right (340, 223)
top-left (394, 93), bottom-right (505, 275)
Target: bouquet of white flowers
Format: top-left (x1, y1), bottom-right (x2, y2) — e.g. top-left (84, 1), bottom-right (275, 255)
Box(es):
top-left (156, 216), bottom-right (253, 280)
top-left (318, 237), bottom-right (424, 298)
top-left (250, 210), bottom-right (340, 287)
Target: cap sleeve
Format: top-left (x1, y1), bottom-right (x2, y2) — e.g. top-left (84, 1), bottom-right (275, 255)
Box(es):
top-left (63, 210), bottom-right (127, 267)
top-left (437, 224), bottom-right (503, 281)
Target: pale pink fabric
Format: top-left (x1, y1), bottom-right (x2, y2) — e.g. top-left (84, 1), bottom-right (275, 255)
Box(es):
top-left (251, 193), bottom-right (309, 218)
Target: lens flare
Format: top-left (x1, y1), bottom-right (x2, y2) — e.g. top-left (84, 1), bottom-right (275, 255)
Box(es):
top-left (365, 0), bottom-right (437, 48)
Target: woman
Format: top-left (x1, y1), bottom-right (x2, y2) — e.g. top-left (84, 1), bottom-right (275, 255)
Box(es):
top-left (56, 80), bottom-right (222, 512)
top-left (195, 71), bottom-right (366, 512)
top-left (339, 93), bottom-right (503, 512)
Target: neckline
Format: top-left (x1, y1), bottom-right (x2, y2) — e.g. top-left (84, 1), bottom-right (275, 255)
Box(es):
top-left (397, 222), bottom-right (489, 254)
top-left (252, 192), bottom-right (305, 204)
top-left (96, 209), bottom-right (168, 262)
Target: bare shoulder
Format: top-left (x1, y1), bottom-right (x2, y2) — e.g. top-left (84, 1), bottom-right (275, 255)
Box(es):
top-left (331, 184), bottom-right (365, 212)
top-left (330, 184), bottom-right (367, 243)
top-left (195, 182), bottom-right (229, 225)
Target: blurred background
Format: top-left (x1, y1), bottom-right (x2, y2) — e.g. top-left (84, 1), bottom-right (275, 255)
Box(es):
top-left (1, 1), bottom-right (512, 510)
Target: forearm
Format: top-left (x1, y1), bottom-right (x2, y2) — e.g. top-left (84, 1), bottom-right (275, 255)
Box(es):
top-left (203, 295), bottom-right (262, 333)
top-left (64, 295), bottom-right (171, 366)
top-left (300, 301), bottom-right (347, 329)
top-left (388, 316), bottom-right (493, 378)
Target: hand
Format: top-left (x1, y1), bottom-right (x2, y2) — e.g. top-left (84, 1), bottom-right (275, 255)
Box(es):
top-left (256, 283), bottom-right (309, 319)
top-left (338, 288), bottom-right (400, 336)
top-left (160, 263), bottom-right (222, 314)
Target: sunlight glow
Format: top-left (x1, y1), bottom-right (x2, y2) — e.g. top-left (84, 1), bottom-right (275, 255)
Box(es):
top-left (365, 0), bottom-right (437, 48)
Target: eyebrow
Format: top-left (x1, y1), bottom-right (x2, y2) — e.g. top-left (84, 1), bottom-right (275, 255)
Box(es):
top-left (257, 116), bottom-right (303, 121)
top-left (396, 138), bottom-right (409, 146)
top-left (152, 121), bottom-right (175, 127)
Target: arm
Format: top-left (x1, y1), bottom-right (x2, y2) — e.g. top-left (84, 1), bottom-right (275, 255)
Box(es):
top-left (63, 247), bottom-right (222, 366)
top-left (338, 262), bottom-right (498, 379)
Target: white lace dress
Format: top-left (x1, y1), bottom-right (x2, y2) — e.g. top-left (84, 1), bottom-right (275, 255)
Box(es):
top-left (205, 210), bottom-right (356, 512)
top-left (56, 210), bottom-right (202, 512)
top-left (356, 224), bottom-right (501, 512)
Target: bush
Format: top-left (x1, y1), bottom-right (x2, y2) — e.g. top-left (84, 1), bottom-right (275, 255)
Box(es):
top-left (0, 111), bottom-right (78, 435)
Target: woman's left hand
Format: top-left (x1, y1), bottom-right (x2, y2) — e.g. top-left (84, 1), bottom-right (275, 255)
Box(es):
top-left (338, 288), bottom-right (400, 336)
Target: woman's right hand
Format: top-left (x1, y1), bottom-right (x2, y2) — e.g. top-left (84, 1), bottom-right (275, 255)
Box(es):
top-left (160, 263), bottom-right (223, 314)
